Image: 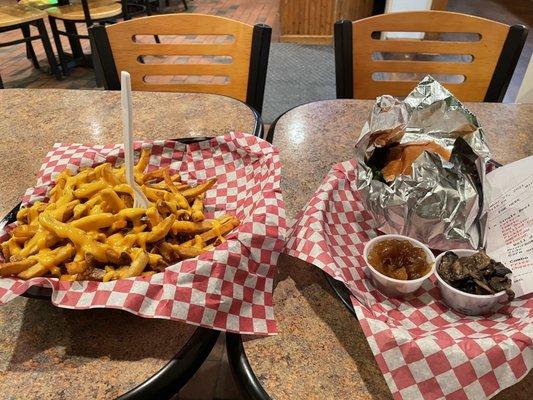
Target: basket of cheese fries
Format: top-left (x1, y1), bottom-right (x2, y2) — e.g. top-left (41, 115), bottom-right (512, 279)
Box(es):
top-left (0, 133), bottom-right (286, 335)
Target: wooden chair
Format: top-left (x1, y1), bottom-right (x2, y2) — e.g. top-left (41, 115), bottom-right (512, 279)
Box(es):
top-left (334, 11), bottom-right (528, 102)
top-left (90, 14), bottom-right (272, 114)
top-left (0, 4), bottom-right (61, 86)
top-left (46, 0), bottom-right (123, 74)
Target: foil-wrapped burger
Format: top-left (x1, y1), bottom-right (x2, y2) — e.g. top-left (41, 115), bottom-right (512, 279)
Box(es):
top-left (356, 76), bottom-right (491, 250)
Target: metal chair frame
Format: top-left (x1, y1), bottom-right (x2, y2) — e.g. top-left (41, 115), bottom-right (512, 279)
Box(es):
top-left (0, 17), bottom-right (61, 85)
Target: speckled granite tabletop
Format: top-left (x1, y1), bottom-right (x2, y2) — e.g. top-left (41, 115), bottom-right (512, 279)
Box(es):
top-left (242, 100), bottom-right (533, 400)
top-left (0, 89), bottom-right (258, 399)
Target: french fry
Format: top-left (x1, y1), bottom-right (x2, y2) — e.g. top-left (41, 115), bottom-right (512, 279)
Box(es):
top-left (74, 180), bottom-right (109, 198)
top-left (156, 200), bottom-right (177, 216)
top-left (18, 244), bottom-right (75, 279)
top-left (49, 199), bottom-right (79, 222)
top-left (137, 215), bottom-right (176, 246)
top-left (18, 262), bottom-right (47, 279)
top-left (106, 249), bottom-right (149, 280)
top-left (109, 219), bottom-right (127, 233)
top-left (182, 215), bottom-right (240, 246)
top-left (60, 274), bottom-right (78, 281)
top-left (171, 220), bottom-right (213, 235)
top-left (71, 213), bottom-right (115, 231)
top-left (147, 181), bottom-right (188, 191)
top-left (72, 203), bottom-right (89, 220)
top-left (0, 259), bottom-right (37, 276)
top-left (134, 149), bottom-right (151, 176)
top-left (146, 206), bottom-right (162, 226)
top-left (8, 239), bottom-right (23, 257)
top-left (164, 190), bottom-right (190, 211)
top-left (100, 188), bottom-right (126, 212)
top-left (192, 235), bottom-right (205, 249)
top-left (1, 241), bottom-right (10, 259)
top-left (169, 192), bottom-right (190, 212)
top-left (31, 244), bottom-right (75, 268)
top-left (142, 185), bottom-right (167, 202)
top-left (18, 230), bottom-right (59, 258)
top-left (95, 163), bottom-right (118, 186)
top-left (12, 224), bottom-right (39, 238)
top-left (142, 167), bottom-right (169, 183)
top-left (65, 260), bottom-right (89, 275)
top-left (116, 208), bottom-right (145, 221)
top-left (113, 184), bottom-right (133, 196)
top-left (88, 204), bottom-right (105, 216)
top-left (164, 243), bottom-right (204, 259)
top-left (181, 178), bottom-right (216, 200)
top-left (191, 195), bottom-right (205, 222)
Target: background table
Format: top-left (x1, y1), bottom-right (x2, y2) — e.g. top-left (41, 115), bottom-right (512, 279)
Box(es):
top-left (0, 89), bottom-right (259, 399)
top-left (235, 100), bottom-right (533, 399)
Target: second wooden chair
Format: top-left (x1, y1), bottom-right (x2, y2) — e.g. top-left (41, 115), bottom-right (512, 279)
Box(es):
top-left (90, 14), bottom-right (271, 115)
top-left (46, 0), bottom-right (123, 74)
top-left (334, 11), bottom-right (528, 102)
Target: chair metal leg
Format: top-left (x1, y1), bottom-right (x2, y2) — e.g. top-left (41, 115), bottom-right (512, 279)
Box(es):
top-left (182, 0), bottom-right (188, 10)
top-left (35, 19), bottom-right (61, 80)
top-left (89, 32), bottom-right (104, 87)
top-left (22, 26), bottom-right (31, 59)
top-left (144, 0), bottom-right (152, 15)
top-left (21, 24), bottom-right (40, 69)
top-left (63, 21), bottom-right (84, 59)
top-left (48, 17), bottom-right (69, 75)
top-left (25, 39), bottom-right (31, 58)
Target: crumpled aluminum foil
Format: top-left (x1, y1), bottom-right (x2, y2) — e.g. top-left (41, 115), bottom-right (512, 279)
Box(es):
top-left (355, 75), bottom-right (491, 250)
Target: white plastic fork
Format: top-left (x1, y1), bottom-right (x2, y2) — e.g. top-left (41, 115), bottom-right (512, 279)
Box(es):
top-left (121, 71), bottom-right (149, 209)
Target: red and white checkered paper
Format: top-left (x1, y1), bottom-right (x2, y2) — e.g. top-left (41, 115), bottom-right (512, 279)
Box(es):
top-left (285, 159), bottom-right (533, 399)
top-left (0, 132), bottom-right (286, 335)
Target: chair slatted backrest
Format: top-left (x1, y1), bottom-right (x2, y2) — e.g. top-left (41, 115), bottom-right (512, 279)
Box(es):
top-left (334, 11), bottom-right (528, 102)
top-left (91, 14), bottom-right (271, 113)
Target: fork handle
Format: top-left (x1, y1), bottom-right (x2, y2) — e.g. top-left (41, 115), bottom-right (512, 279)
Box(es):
top-left (121, 71), bottom-right (135, 186)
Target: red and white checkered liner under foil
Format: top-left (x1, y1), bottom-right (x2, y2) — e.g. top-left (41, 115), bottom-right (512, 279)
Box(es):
top-left (284, 159), bottom-right (533, 400)
top-left (0, 132), bottom-right (286, 335)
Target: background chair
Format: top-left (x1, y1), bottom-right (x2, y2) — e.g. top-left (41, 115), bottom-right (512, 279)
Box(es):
top-left (125, 0), bottom-right (188, 17)
top-left (46, 0), bottom-right (123, 74)
top-left (90, 13), bottom-right (271, 115)
top-left (0, 4), bottom-right (61, 86)
top-left (334, 11), bottom-right (528, 102)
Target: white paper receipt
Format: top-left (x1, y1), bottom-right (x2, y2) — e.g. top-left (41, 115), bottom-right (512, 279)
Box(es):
top-left (485, 155), bottom-right (533, 298)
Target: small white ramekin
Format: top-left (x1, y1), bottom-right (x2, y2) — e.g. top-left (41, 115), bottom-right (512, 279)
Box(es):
top-left (435, 249), bottom-right (508, 316)
top-left (363, 234), bottom-right (436, 298)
